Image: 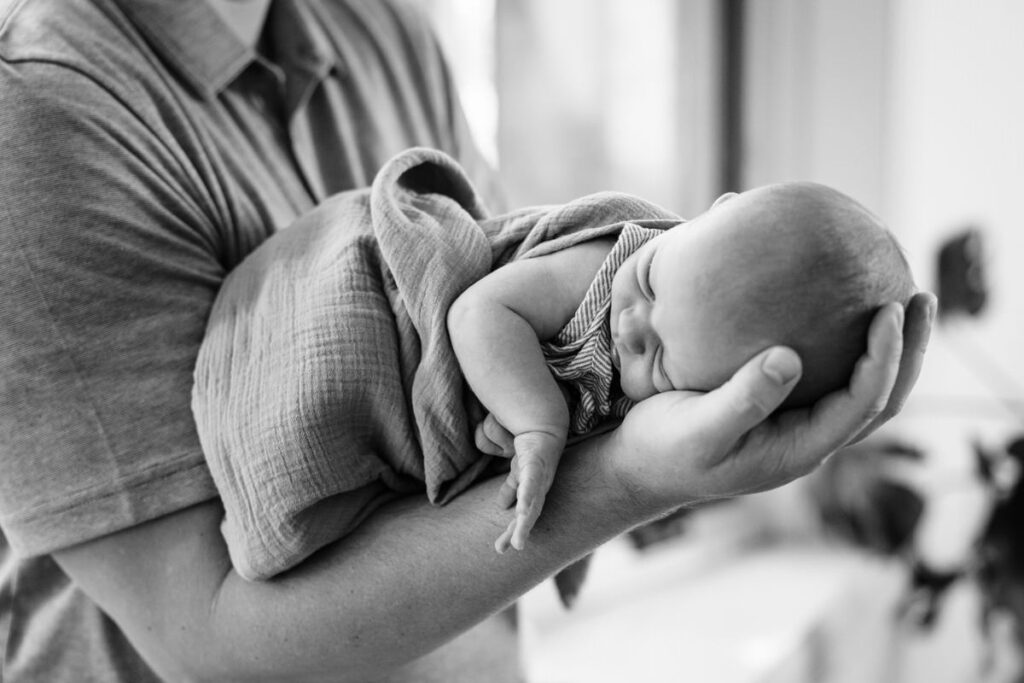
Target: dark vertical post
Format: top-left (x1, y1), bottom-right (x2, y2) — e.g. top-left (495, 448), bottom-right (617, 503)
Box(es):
top-left (720, 0), bottom-right (744, 193)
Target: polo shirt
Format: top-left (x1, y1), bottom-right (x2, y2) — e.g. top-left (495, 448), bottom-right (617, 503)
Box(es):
top-left (0, 0), bottom-right (500, 679)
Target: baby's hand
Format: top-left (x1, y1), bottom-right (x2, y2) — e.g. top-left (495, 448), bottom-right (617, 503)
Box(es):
top-left (494, 430), bottom-right (566, 553)
top-left (473, 412), bottom-right (515, 458)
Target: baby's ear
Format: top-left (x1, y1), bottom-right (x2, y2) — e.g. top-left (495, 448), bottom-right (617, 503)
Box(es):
top-left (711, 192), bottom-right (739, 209)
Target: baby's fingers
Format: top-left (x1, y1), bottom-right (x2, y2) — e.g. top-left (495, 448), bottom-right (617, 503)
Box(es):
top-left (475, 414), bottom-right (515, 457)
top-left (496, 465), bottom-right (520, 510)
top-left (474, 422), bottom-right (504, 456)
top-left (494, 519), bottom-right (516, 554)
top-left (510, 459), bottom-right (552, 550)
top-left (510, 502), bottom-right (542, 551)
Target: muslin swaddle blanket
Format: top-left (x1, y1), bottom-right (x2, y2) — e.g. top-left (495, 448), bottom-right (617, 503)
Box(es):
top-left (192, 147), bottom-right (679, 580)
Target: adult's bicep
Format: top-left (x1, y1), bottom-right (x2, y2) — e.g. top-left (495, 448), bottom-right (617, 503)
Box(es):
top-left (53, 502), bottom-right (234, 681)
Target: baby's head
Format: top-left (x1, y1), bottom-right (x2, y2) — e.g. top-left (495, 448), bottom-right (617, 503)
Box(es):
top-left (609, 181), bottom-right (916, 407)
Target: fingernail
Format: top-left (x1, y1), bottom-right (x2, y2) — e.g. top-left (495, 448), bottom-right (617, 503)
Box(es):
top-left (762, 348), bottom-right (800, 384)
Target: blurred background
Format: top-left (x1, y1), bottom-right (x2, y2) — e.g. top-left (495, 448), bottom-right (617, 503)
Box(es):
top-left (424, 1), bottom-right (1024, 681)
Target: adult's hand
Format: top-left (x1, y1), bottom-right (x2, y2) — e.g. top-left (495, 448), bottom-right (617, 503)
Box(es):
top-left (609, 293), bottom-right (936, 514)
top-left (848, 291), bottom-right (935, 444)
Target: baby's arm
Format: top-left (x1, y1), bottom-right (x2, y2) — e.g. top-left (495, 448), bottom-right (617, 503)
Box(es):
top-left (448, 238), bottom-right (614, 551)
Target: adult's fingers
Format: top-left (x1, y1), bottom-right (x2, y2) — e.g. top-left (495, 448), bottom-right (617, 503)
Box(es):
top-left (850, 292), bottom-right (936, 444)
top-left (794, 302), bottom-right (904, 464)
top-left (716, 303), bottom-right (905, 492)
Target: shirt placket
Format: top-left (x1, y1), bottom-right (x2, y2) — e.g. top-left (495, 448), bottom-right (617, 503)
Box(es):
top-left (284, 60), bottom-right (338, 203)
top-left (243, 55), bottom-right (331, 204)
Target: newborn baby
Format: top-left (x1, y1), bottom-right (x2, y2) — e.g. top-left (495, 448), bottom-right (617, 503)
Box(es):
top-left (448, 182), bottom-right (918, 552)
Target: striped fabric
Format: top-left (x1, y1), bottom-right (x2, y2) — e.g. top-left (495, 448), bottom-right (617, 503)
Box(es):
top-left (541, 223), bottom-right (664, 435)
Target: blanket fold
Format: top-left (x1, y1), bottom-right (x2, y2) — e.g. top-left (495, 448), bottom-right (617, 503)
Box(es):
top-left (192, 147), bottom-right (679, 580)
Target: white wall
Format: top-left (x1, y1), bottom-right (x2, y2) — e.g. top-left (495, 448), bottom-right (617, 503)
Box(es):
top-left (495, 0), bottom-right (720, 214)
top-left (744, 0), bottom-right (890, 212)
top-left (889, 0), bottom-right (1024, 430)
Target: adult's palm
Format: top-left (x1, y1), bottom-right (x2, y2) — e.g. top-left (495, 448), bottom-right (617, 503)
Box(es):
top-left (609, 295), bottom-right (934, 512)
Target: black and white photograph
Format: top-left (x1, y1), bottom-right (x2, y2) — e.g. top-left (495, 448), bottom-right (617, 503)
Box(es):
top-left (0, 1), bottom-right (1019, 681)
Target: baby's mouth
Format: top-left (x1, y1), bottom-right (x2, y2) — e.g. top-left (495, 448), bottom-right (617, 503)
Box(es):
top-left (610, 341), bottom-right (621, 370)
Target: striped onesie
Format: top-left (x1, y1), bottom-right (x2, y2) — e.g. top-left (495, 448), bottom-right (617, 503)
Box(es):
top-left (541, 223), bottom-right (664, 435)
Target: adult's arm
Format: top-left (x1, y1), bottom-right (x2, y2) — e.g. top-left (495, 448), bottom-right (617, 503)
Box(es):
top-left (53, 294), bottom-right (934, 681)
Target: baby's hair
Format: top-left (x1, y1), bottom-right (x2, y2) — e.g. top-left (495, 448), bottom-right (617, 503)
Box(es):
top-left (706, 182), bottom-right (916, 407)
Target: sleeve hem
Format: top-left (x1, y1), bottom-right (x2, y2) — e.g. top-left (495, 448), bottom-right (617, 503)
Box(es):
top-left (2, 455), bottom-right (218, 558)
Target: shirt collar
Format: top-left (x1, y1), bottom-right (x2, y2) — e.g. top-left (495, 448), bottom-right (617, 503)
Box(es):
top-left (111, 0), bottom-right (340, 100)
top-left (265, 0), bottom-right (341, 80)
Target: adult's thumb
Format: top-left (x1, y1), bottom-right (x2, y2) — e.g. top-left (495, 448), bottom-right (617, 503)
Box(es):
top-left (704, 346), bottom-right (802, 436)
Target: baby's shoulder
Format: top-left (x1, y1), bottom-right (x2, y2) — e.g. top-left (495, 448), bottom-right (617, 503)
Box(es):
top-left (534, 236), bottom-right (617, 281)
top-left (562, 236), bottom-right (617, 258)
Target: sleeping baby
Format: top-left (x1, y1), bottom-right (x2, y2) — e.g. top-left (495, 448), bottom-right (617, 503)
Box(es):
top-left (447, 181), bottom-right (917, 553)
top-left (191, 148), bottom-right (916, 587)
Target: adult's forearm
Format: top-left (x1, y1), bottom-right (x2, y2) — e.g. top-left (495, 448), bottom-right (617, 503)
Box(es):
top-left (54, 432), bottom-right (657, 681)
top-left (204, 435), bottom-right (648, 681)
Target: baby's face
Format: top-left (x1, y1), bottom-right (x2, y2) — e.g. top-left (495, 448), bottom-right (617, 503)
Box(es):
top-left (609, 192), bottom-right (769, 401)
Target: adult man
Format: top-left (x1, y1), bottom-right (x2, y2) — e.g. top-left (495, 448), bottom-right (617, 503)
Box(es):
top-left (0, 0), bottom-right (934, 680)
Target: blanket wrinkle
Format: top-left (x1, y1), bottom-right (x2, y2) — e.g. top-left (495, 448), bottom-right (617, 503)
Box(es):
top-left (370, 149), bottom-right (493, 494)
top-left (192, 147), bottom-right (680, 581)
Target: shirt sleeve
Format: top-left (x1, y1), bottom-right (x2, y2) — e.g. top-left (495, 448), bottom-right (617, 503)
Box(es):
top-left (0, 60), bottom-right (223, 557)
